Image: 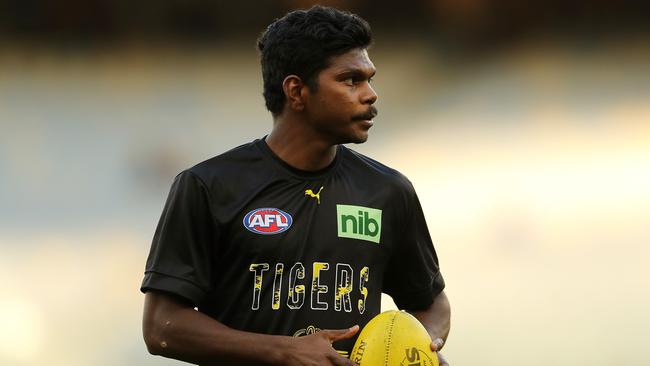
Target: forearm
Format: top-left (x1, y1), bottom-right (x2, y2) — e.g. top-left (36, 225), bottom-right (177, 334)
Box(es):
top-left (143, 292), bottom-right (289, 365)
top-left (407, 290), bottom-right (451, 346)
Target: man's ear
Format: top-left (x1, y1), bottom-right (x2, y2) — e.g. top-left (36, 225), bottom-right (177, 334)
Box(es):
top-left (282, 75), bottom-right (306, 112)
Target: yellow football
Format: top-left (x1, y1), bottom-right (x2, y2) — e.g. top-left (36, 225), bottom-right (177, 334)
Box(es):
top-left (350, 310), bottom-right (439, 366)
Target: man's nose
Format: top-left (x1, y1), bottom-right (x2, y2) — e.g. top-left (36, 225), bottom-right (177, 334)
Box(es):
top-left (361, 83), bottom-right (378, 105)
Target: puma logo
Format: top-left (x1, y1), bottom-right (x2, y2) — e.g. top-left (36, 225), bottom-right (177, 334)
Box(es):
top-left (304, 186), bottom-right (324, 205)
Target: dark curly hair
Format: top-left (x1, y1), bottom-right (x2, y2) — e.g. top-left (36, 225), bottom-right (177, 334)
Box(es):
top-left (257, 6), bottom-right (372, 115)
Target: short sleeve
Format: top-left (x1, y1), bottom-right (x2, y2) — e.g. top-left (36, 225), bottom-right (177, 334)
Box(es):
top-left (382, 185), bottom-right (445, 310)
top-left (140, 170), bottom-right (219, 307)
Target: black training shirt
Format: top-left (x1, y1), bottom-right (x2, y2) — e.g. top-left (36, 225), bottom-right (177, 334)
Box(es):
top-left (141, 138), bottom-right (445, 358)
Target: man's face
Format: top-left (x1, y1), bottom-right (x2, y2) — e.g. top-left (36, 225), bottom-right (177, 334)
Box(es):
top-left (304, 48), bottom-right (378, 144)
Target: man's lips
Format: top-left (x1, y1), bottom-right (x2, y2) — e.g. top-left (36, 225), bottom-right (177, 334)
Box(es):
top-left (352, 107), bottom-right (378, 121)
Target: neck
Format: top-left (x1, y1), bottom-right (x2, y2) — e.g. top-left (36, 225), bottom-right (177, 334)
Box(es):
top-left (265, 115), bottom-right (338, 172)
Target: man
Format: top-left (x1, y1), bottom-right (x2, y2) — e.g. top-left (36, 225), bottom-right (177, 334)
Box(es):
top-left (141, 6), bottom-right (450, 366)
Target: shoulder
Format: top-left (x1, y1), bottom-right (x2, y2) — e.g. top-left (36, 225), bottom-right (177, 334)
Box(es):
top-left (168, 139), bottom-right (269, 208)
top-left (341, 145), bottom-right (415, 193)
top-left (187, 139), bottom-right (264, 183)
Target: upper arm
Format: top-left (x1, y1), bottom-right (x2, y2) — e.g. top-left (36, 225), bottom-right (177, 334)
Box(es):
top-left (140, 170), bottom-right (220, 307)
top-left (383, 184), bottom-right (445, 310)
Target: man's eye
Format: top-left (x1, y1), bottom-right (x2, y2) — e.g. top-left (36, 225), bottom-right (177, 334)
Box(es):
top-left (344, 78), bottom-right (355, 85)
top-left (368, 77), bottom-right (373, 84)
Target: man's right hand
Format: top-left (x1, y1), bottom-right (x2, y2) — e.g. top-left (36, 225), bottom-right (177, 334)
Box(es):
top-left (281, 325), bottom-right (360, 366)
top-left (144, 291), bottom-right (360, 366)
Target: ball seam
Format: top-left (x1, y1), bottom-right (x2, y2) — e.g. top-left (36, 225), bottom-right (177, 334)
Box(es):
top-left (384, 311), bottom-right (396, 366)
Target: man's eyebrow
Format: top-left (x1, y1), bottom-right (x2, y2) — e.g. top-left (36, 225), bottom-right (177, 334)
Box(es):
top-left (336, 68), bottom-right (376, 78)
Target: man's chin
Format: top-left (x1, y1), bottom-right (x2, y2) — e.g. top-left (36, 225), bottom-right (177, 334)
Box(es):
top-left (348, 132), bottom-right (369, 144)
top-left (331, 128), bottom-right (370, 145)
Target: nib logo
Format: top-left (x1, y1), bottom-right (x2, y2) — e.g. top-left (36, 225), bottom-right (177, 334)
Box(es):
top-left (336, 205), bottom-right (382, 243)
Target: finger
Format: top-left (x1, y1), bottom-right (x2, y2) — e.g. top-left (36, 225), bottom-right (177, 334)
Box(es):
top-left (322, 325), bottom-right (360, 342)
top-left (430, 337), bottom-right (444, 351)
top-left (327, 352), bottom-right (357, 366)
top-left (437, 352), bottom-right (449, 366)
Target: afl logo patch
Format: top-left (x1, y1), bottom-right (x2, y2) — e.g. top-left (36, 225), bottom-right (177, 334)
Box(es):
top-left (243, 208), bottom-right (293, 235)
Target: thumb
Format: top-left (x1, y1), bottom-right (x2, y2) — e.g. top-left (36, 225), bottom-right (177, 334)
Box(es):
top-left (430, 338), bottom-right (444, 352)
top-left (322, 325), bottom-right (360, 342)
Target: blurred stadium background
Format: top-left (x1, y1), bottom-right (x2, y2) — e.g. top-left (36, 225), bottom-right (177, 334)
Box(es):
top-left (1, 1), bottom-right (649, 365)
